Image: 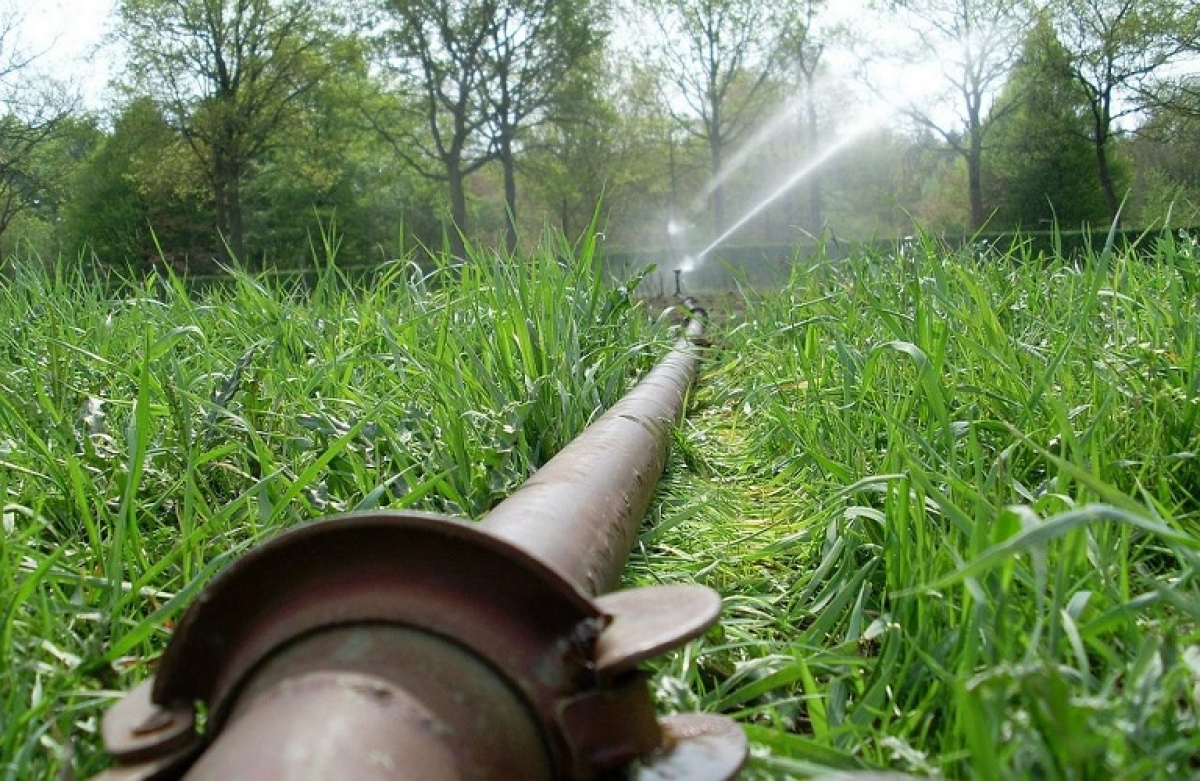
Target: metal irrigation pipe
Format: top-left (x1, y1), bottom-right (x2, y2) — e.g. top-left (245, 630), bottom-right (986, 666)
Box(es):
top-left (96, 303), bottom-right (744, 780)
top-left (480, 313), bottom-right (705, 598)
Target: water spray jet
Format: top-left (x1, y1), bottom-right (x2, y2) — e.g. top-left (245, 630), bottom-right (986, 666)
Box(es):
top-left (693, 109), bottom-right (886, 265)
top-left (689, 72), bottom-right (859, 214)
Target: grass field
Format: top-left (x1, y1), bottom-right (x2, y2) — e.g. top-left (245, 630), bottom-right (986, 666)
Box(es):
top-left (3, 227), bottom-right (1199, 778)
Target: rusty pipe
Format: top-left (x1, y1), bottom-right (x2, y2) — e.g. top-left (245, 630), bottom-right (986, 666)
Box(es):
top-left (97, 306), bottom-right (743, 780)
top-left (182, 625), bottom-right (551, 780)
top-left (481, 317), bottom-right (703, 596)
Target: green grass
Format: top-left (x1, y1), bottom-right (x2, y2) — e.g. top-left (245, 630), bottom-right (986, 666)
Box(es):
top-left (630, 227), bottom-right (1200, 777)
top-left (3, 226), bottom-right (1200, 778)
top-left (0, 230), bottom-right (663, 777)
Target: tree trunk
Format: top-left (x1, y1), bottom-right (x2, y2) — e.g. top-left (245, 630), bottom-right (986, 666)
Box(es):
top-left (709, 131), bottom-right (726, 236)
top-left (804, 83), bottom-right (822, 236)
top-left (228, 176), bottom-right (245, 264)
top-left (668, 133), bottom-right (679, 220)
top-left (212, 148), bottom-right (246, 265)
top-left (707, 90), bottom-right (727, 235)
top-left (968, 125), bottom-right (985, 231)
top-left (1093, 124), bottom-right (1120, 224)
top-left (501, 133), bottom-right (518, 255)
top-left (213, 176), bottom-right (232, 262)
top-left (447, 159), bottom-right (468, 259)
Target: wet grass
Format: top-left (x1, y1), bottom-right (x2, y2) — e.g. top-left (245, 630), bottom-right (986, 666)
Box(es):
top-left (4, 226), bottom-right (1200, 777)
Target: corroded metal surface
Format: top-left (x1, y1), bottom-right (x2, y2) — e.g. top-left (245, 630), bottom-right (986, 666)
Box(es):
top-left (185, 626), bottom-right (550, 780)
top-left (96, 308), bottom-right (745, 780)
top-left (592, 584), bottom-right (723, 678)
top-left (145, 512), bottom-right (599, 735)
top-left (479, 340), bottom-right (701, 596)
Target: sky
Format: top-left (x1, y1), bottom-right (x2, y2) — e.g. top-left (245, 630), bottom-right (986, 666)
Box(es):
top-left (22, 0), bottom-right (923, 109)
top-left (13, 0), bottom-right (953, 124)
top-left (15, 0), bottom-right (118, 108)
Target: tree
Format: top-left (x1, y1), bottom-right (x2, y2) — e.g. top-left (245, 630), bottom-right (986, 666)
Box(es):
top-left (370, 0), bottom-right (604, 255)
top-left (591, 61), bottom-right (711, 250)
top-left (118, 0), bottom-right (337, 263)
top-left (879, 0), bottom-right (1030, 230)
top-left (478, 0), bottom-right (605, 252)
top-left (371, 0), bottom-right (501, 257)
top-left (66, 98), bottom-right (213, 270)
top-left (518, 81), bottom-right (620, 241)
top-left (0, 114), bottom-right (65, 244)
top-left (1051, 0), bottom-right (1194, 222)
top-left (1139, 3), bottom-right (1200, 124)
top-left (1152, 4), bottom-right (1200, 118)
top-left (242, 40), bottom-right (441, 265)
top-left (984, 15), bottom-right (1108, 229)
top-left (778, 2), bottom-right (831, 236)
top-left (634, 0), bottom-right (797, 235)
top-left (1126, 90), bottom-right (1200, 227)
top-left (0, 5), bottom-right (76, 245)
top-left (818, 126), bottom-right (953, 238)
